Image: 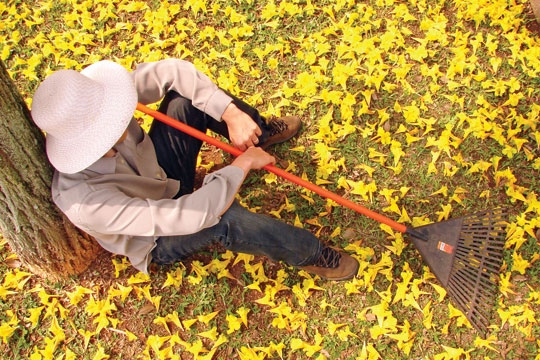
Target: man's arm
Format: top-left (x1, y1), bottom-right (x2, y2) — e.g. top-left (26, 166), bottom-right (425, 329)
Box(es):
top-left (69, 148), bottom-right (275, 237)
top-left (133, 59), bottom-right (231, 120)
top-left (132, 59), bottom-right (261, 150)
top-left (76, 166), bottom-right (245, 237)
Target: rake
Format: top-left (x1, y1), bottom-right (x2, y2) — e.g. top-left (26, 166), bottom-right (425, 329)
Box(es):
top-left (136, 103), bottom-right (508, 337)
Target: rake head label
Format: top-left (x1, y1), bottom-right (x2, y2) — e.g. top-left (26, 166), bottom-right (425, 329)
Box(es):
top-left (437, 241), bottom-right (454, 254)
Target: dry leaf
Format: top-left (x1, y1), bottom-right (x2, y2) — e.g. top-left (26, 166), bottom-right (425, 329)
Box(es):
top-left (4, 259), bottom-right (21, 268)
top-left (138, 303), bottom-right (155, 315)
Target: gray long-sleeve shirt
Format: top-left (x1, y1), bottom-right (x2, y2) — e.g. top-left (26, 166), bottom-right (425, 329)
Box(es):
top-left (51, 59), bottom-right (245, 273)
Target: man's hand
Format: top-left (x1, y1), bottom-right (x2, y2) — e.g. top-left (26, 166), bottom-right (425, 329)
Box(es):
top-left (221, 103), bottom-right (262, 151)
top-left (231, 147), bottom-right (276, 175)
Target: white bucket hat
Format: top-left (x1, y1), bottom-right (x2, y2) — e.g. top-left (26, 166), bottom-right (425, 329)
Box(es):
top-left (31, 60), bottom-right (137, 174)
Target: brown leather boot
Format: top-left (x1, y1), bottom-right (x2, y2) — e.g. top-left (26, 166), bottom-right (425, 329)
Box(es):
top-left (299, 246), bottom-right (359, 281)
top-left (260, 116), bottom-right (301, 149)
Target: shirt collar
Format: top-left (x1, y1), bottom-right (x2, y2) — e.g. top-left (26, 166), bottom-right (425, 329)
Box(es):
top-left (85, 154), bottom-right (118, 174)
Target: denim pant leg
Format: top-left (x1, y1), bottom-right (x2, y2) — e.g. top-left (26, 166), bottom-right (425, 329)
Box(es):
top-left (149, 91), bottom-right (215, 196)
top-left (149, 91), bottom-right (271, 195)
top-left (152, 201), bottom-right (322, 267)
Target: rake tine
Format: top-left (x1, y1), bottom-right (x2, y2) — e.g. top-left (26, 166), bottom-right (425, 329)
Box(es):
top-left (452, 209), bottom-right (507, 336)
top-left (447, 281), bottom-right (492, 334)
top-left (447, 287), bottom-right (491, 325)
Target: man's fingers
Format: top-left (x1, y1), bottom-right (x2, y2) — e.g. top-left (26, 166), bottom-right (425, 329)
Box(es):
top-left (234, 140), bottom-right (246, 151)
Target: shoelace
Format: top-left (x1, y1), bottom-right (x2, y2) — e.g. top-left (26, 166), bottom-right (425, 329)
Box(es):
top-left (313, 247), bottom-right (341, 268)
top-left (268, 119), bottom-right (289, 136)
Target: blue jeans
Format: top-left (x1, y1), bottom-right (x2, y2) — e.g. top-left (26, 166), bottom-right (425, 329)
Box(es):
top-left (149, 91), bottom-right (322, 267)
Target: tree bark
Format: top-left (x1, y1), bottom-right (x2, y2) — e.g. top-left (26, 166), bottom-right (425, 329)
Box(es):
top-left (531, 0), bottom-right (540, 23)
top-left (0, 60), bottom-right (102, 281)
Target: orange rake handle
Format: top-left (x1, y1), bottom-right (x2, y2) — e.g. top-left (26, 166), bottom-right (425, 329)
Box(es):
top-left (136, 102), bottom-right (409, 234)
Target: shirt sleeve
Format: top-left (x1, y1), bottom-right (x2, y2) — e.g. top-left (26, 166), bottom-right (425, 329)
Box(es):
top-left (132, 59), bottom-right (233, 121)
top-left (77, 165), bottom-right (245, 237)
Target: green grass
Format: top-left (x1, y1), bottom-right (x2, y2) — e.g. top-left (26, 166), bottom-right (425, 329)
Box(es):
top-left (1, 0), bottom-right (540, 358)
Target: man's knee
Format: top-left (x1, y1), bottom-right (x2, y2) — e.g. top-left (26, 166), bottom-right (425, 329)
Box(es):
top-left (159, 91), bottom-right (191, 117)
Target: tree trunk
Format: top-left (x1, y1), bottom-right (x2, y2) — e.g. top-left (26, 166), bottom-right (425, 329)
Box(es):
top-left (0, 60), bottom-right (102, 281)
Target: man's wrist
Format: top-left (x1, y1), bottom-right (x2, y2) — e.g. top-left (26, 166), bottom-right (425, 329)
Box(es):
top-left (230, 156), bottom-right (252, 175)
top-left (221, 102), bottom-right (239, 124)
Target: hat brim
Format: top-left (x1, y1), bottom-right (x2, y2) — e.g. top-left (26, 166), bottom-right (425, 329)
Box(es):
top-left (45, 61), bottom-right (137, 174)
